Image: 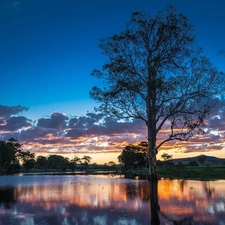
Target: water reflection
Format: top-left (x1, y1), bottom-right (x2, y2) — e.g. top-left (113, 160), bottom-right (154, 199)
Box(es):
top-left (0, 175), bottom-right (225, 224)
top-left (0, 186), bottom-right (18, 209)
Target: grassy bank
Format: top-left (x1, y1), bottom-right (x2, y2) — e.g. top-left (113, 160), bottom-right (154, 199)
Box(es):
top-left (129, 166), bottom-right (225, 180)
top-left (3, 165), bottom-right (225, 180)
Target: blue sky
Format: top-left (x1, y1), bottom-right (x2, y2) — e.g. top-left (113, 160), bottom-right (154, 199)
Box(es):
top-left (0, 0), bottom-right (225, 163)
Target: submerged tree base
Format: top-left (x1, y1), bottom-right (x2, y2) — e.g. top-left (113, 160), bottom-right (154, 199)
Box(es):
top-left (148, 174), bottom-right (159, 181)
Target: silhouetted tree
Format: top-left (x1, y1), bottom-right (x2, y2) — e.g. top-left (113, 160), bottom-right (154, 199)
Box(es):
top-left (47, 155), bottom-right (69, 171)
top-left (69, 155), bottom-right (81, 171)
top-left (0, 141), bottom-right (14, 173)
top-left (19, 151), bottom-right (35, 171)
top-left (108, 161), bottom-right (116, 169)
top-left (81, 155), bottom-right (92, 170)
top-left (0, 138), bottom-right (22, 173)
top-left (118, 142), bottom-right (148, 170)
top-left (36, 155), bottom-right (48, 171)
top-left (161, 152), bottom-right (172, 161)
top-left (90, 6), bottom-right (224, 179)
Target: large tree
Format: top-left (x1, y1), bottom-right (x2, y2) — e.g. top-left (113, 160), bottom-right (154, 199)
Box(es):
top-left (90, 6), bottom-right (224, 179)
top-left (0, 138), bottom-right (22, 173)
top-left (47, 155), bottom-right (69, 172)
top-left (36, 155), bottom-right (48, 171)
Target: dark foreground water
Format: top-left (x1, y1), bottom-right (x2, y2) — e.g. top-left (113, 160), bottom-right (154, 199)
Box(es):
top-left (0, 174), bottom-right (225, 225)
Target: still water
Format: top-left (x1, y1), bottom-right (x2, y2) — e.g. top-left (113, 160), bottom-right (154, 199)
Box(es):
top-left (0, 174), bottom-right (225, 225)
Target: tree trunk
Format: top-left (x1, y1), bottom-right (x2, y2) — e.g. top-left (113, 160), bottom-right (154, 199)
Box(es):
top-left (148, 149), bottom-right (157, 180)
top-left (148, 124), bottom-right (157, 180)
top-left (147, 64), bottom-right (157, 180)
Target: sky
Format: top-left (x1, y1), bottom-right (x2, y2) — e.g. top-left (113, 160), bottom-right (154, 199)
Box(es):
top-left (0, 0), bottom-right (225, 164)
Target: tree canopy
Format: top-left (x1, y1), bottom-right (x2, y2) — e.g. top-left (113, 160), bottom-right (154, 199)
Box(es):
top-left (161, 152), bottom-right (173, 161)
top-left (0, 138), bottom-right (22, 173)
top-left (90, 5), bottom-right (224, 179)
top-left (118, 142), bottom-right (148, 170)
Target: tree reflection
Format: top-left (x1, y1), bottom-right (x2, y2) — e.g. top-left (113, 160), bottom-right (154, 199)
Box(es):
top-left (126, 182), bottom-right (139, 199)
top-left (0, 186), bottom-right (18, 209)
top-left (179, 180), bottom-right (187, 193)
top-left (149, 179), bottom-right (200, 225)
top-left (203, 181), bottom-right (215, 199)
top-left (150, 179), bottom-right (160, 225)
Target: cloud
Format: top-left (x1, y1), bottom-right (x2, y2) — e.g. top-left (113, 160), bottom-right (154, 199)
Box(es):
top-left (1, 100), bottom-right (225, 158)
top-left (68, 113), bottom-right (105, 129)
top-left (12, 127), bottom-right (52, 142)
top-left (0, 105), bottom-right (31, 135)
top-left (0, 105), bottom-right (29, 119)
top-left (182, 143), bottom-right (224, 153)
top-left (0, 116), bottom-right (32, 132)
top-left (37, 112), bottom-right (68, 129)
top-left (207, 99), bottom-right (225, 131)
top-left (0, 110), bottom-right (147, 156)
top-left (66, 113), bottom-right (146, 139)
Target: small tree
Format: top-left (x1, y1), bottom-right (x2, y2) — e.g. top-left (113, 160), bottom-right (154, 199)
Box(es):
top-left (161, 152), bottom-right (173, 161)
top-left (90, 6), bottom-right (224, 179)
top-left (19, 151), bottom-right (35, 171)
top-left (108, 161), bottom-right (116, 170)
top-left (81, 155), bottom-right (92, 171)
top-left (69, 155), bottom-right (81, 171)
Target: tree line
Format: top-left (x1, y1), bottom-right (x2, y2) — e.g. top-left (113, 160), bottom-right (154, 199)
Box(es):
top-left (0, 137), bottom-right (149, 174)
top-left (0, 138), bottom-right (154, 174)
top-left (0, 137), bottom-right (214, 175)
top-left (0, 138), bottom-right (93, 174)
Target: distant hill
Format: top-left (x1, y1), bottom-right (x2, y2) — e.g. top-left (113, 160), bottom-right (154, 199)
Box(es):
top-left (171, 155), bottom-right (225, 166)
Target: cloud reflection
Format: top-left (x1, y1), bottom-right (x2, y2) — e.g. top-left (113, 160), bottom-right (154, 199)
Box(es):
top-left (0, 176), bottom-right (225, 224)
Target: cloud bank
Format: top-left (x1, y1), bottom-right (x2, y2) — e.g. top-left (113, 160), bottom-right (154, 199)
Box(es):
top-left (0, 100), bottom-right (225, 158)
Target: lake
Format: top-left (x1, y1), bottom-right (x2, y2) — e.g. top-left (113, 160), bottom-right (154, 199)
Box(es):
top-left (0, 174), bottom-right (225, 225)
